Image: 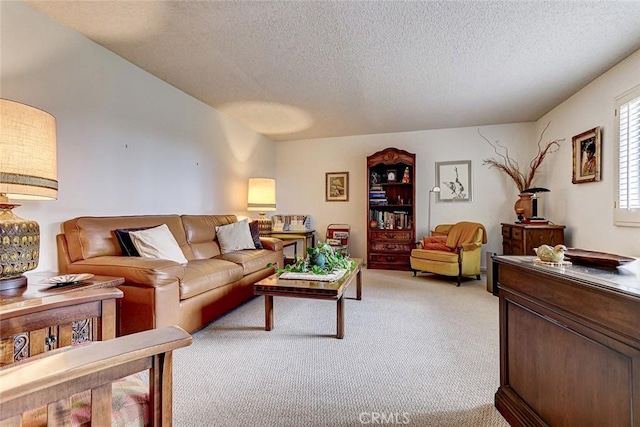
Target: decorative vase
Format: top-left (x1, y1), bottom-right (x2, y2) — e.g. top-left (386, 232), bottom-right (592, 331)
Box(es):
top-left (311, 253), bottom-right (326, 268)
top-left (514, 193), bottom-right (533, 221)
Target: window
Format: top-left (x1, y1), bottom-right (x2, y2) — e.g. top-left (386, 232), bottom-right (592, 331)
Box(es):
top-left (615, 85), bottom-right (640, 226)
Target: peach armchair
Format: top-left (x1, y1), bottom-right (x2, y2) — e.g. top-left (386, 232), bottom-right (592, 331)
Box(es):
top-left (410, 221), bottom-right (487, 286)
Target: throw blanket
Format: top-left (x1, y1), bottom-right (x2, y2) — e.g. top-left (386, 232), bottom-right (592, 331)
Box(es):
top-left (445, 222), bottom-right (487, 249)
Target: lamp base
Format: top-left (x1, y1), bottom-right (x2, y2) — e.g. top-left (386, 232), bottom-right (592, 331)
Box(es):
top-left (0, 275), bottom-right (27, 291)
top-left (0, 204), bottom-right (40, 282)
top-left (256, 216), bottom-right (273, 235)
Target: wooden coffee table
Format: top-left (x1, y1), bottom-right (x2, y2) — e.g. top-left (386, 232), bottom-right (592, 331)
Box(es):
top-left (254, 258), bottom-right (362, 339)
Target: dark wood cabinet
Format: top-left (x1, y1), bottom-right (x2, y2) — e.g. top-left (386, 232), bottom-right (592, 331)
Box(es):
top-left (501, 223), bottom-right (565, 255)
top-left (367, 148), bottom-right (415, 270)
top-left (494, 256), bottom-right (640, 426)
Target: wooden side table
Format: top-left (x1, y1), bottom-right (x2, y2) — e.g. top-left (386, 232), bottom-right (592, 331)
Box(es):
top-left (267, 230), bottom-right (316, 255)
top-left (501, 223), bottom-right (565, 255)
top-left (0, 273), bottom-right (124, 366)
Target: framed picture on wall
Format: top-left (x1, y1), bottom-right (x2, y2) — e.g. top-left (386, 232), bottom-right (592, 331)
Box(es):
top-left (436, 160), bottom-right (472, 202)
top-left (572, 126), bottom-right (601, 184)
top-left (326, 172), bottom-right (349, 202)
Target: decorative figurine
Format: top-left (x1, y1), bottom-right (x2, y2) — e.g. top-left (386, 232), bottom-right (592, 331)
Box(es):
top-left (402, 167), bottom-right (410, 183)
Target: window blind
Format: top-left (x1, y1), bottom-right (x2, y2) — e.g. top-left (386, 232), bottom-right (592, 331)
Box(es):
top-left (615, 85), bottom-right (640, 226)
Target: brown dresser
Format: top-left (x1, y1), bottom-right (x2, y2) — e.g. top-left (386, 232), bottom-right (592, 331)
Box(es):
top-left (494, 255), bottom-right (640, 426)
top-left (501, 223), bottom-right (565, 255)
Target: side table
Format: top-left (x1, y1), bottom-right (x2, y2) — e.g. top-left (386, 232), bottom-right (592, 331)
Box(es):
top-left (267, 230), bottom-right (316, 255)
top-left (0, 273), bottom-right (124, 366)
top-left (501, 223), bottom-right (565, 255)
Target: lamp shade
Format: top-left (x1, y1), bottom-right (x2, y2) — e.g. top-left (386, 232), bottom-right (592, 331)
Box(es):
top-left (0, 99), bottom-right (58, 201)
top-left (247, 178), bottom-right (276, 211)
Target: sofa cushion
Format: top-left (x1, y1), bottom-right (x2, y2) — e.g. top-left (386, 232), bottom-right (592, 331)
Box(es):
top-left (179, 259), bottom-right (243, 300)
top-left (130, 224), bottom-right (189, 264)
top-left (115, 226), bottom-right (158, 256)
top-left (215, 219), bottom-right (257, 254)
top-left (249, 221), bottom-right (263, 249)
top-left (181, 214), bottom-right (237, 260)
top-left (216, 249), bottom-right (280, 276)
top-left (62, 215), bottom-right (190, 262)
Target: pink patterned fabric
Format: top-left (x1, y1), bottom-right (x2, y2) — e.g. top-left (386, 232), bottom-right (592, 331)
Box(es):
top-left (21, 372), bottom-right (149, 427)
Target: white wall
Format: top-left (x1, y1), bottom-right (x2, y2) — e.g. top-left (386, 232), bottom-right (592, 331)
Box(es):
top-left (276, 123), bottom-right (536, 262)
top-left (538, 49), bottom-right (640, 257)
top-left (1, 2), bottom-right (277, 272)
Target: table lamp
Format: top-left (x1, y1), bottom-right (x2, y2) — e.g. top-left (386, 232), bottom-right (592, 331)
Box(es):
top-left (521, 187), bottom-right (550, 222)
top-left (247, 178), bottom-right (276, 234)
top-left (1, 99), bottom-right (58, 291)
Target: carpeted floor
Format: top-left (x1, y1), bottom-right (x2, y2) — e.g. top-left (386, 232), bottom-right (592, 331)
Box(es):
top-left (173, 268), bottom-right (509, 426)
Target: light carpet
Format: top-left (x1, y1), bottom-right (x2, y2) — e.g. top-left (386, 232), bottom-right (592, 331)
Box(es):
top-left (173, 269), bottom-right (509, 426)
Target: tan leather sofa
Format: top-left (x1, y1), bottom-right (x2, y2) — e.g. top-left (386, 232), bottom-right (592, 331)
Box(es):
top-left (57, 214), bottom-right (283, 336)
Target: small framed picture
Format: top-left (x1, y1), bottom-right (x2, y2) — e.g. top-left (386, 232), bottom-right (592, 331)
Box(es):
top-left (386, 169), bottom-right (397, 182)
top-left (436, 160), bottom-right (472, 202)
top-left (326, 172), bottom-right (349, 202)
top-left (572, 127), bottom-right (601, 184)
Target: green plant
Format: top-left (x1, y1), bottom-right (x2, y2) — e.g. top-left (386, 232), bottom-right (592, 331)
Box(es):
top-left (268, 241), bottom-right (355, 275)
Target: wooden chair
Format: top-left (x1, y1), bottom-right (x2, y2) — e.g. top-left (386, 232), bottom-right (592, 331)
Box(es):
top-left (0, 325), bottom-right (192, 426)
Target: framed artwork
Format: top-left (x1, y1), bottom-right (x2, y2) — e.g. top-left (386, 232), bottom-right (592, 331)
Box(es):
top-left (325, 172), bottom-right (349, 202)
top-left (572, 126), bottom-right (601, 184)
top-left (436, 160), bottom-right (472, 202)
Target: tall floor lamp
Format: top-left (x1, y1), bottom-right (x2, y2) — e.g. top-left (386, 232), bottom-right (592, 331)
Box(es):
top-left (0, 99), bottom-right (58, 291)
top-left (427, 186), bottom-right (441, 236)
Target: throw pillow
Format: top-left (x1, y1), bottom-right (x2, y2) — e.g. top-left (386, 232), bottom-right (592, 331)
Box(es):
top-left (216, 219), bottom-right (257, 254)
top-left (114, 226), bottom-right (157, 256)
top-left (422, 242), bottom-right (452, 251)
top-left (249, 221), bottom-right (264, 249)
top-left (129, 224), bottom-right (188, 264)
top-left (421, 235), bottom-right (450, 251)
top-left (422, 235), bottom-right (447, 247)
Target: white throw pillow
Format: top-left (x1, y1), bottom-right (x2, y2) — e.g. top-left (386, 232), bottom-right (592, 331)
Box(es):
top-left (129, 224), bottom-right (188, 264)
top-left (216, 219), bottom-right (257, 254)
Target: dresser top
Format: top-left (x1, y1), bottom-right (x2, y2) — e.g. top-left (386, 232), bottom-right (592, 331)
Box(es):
top-left (494, 255), bottom-right (640, 298)
top-left (501, 222), bottom-right (566, 229)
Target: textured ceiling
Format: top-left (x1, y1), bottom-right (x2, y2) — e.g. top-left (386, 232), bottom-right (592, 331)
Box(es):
top-left (26, 0), bottom-right (640, 142)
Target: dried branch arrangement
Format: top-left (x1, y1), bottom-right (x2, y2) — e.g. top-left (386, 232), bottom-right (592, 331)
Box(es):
top-left (479, 122), bottom-right (564, 192)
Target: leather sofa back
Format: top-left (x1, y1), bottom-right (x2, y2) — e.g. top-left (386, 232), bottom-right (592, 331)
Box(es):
top-left (181, 214), bottom-right (237, 260)
top-left (62, 215), bottom-right (190, 262)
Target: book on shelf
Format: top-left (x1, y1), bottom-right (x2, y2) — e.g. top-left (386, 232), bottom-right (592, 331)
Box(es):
top-left (369, 210), bottom-right (412, 230)
top-left (369, 192), bottom-right (387, 199)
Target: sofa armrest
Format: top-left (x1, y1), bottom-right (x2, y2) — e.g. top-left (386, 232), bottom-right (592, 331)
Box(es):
top-left (66, 256), bottom-right (185, 288)
top-left (259, 237), bottom-right (283, 252)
